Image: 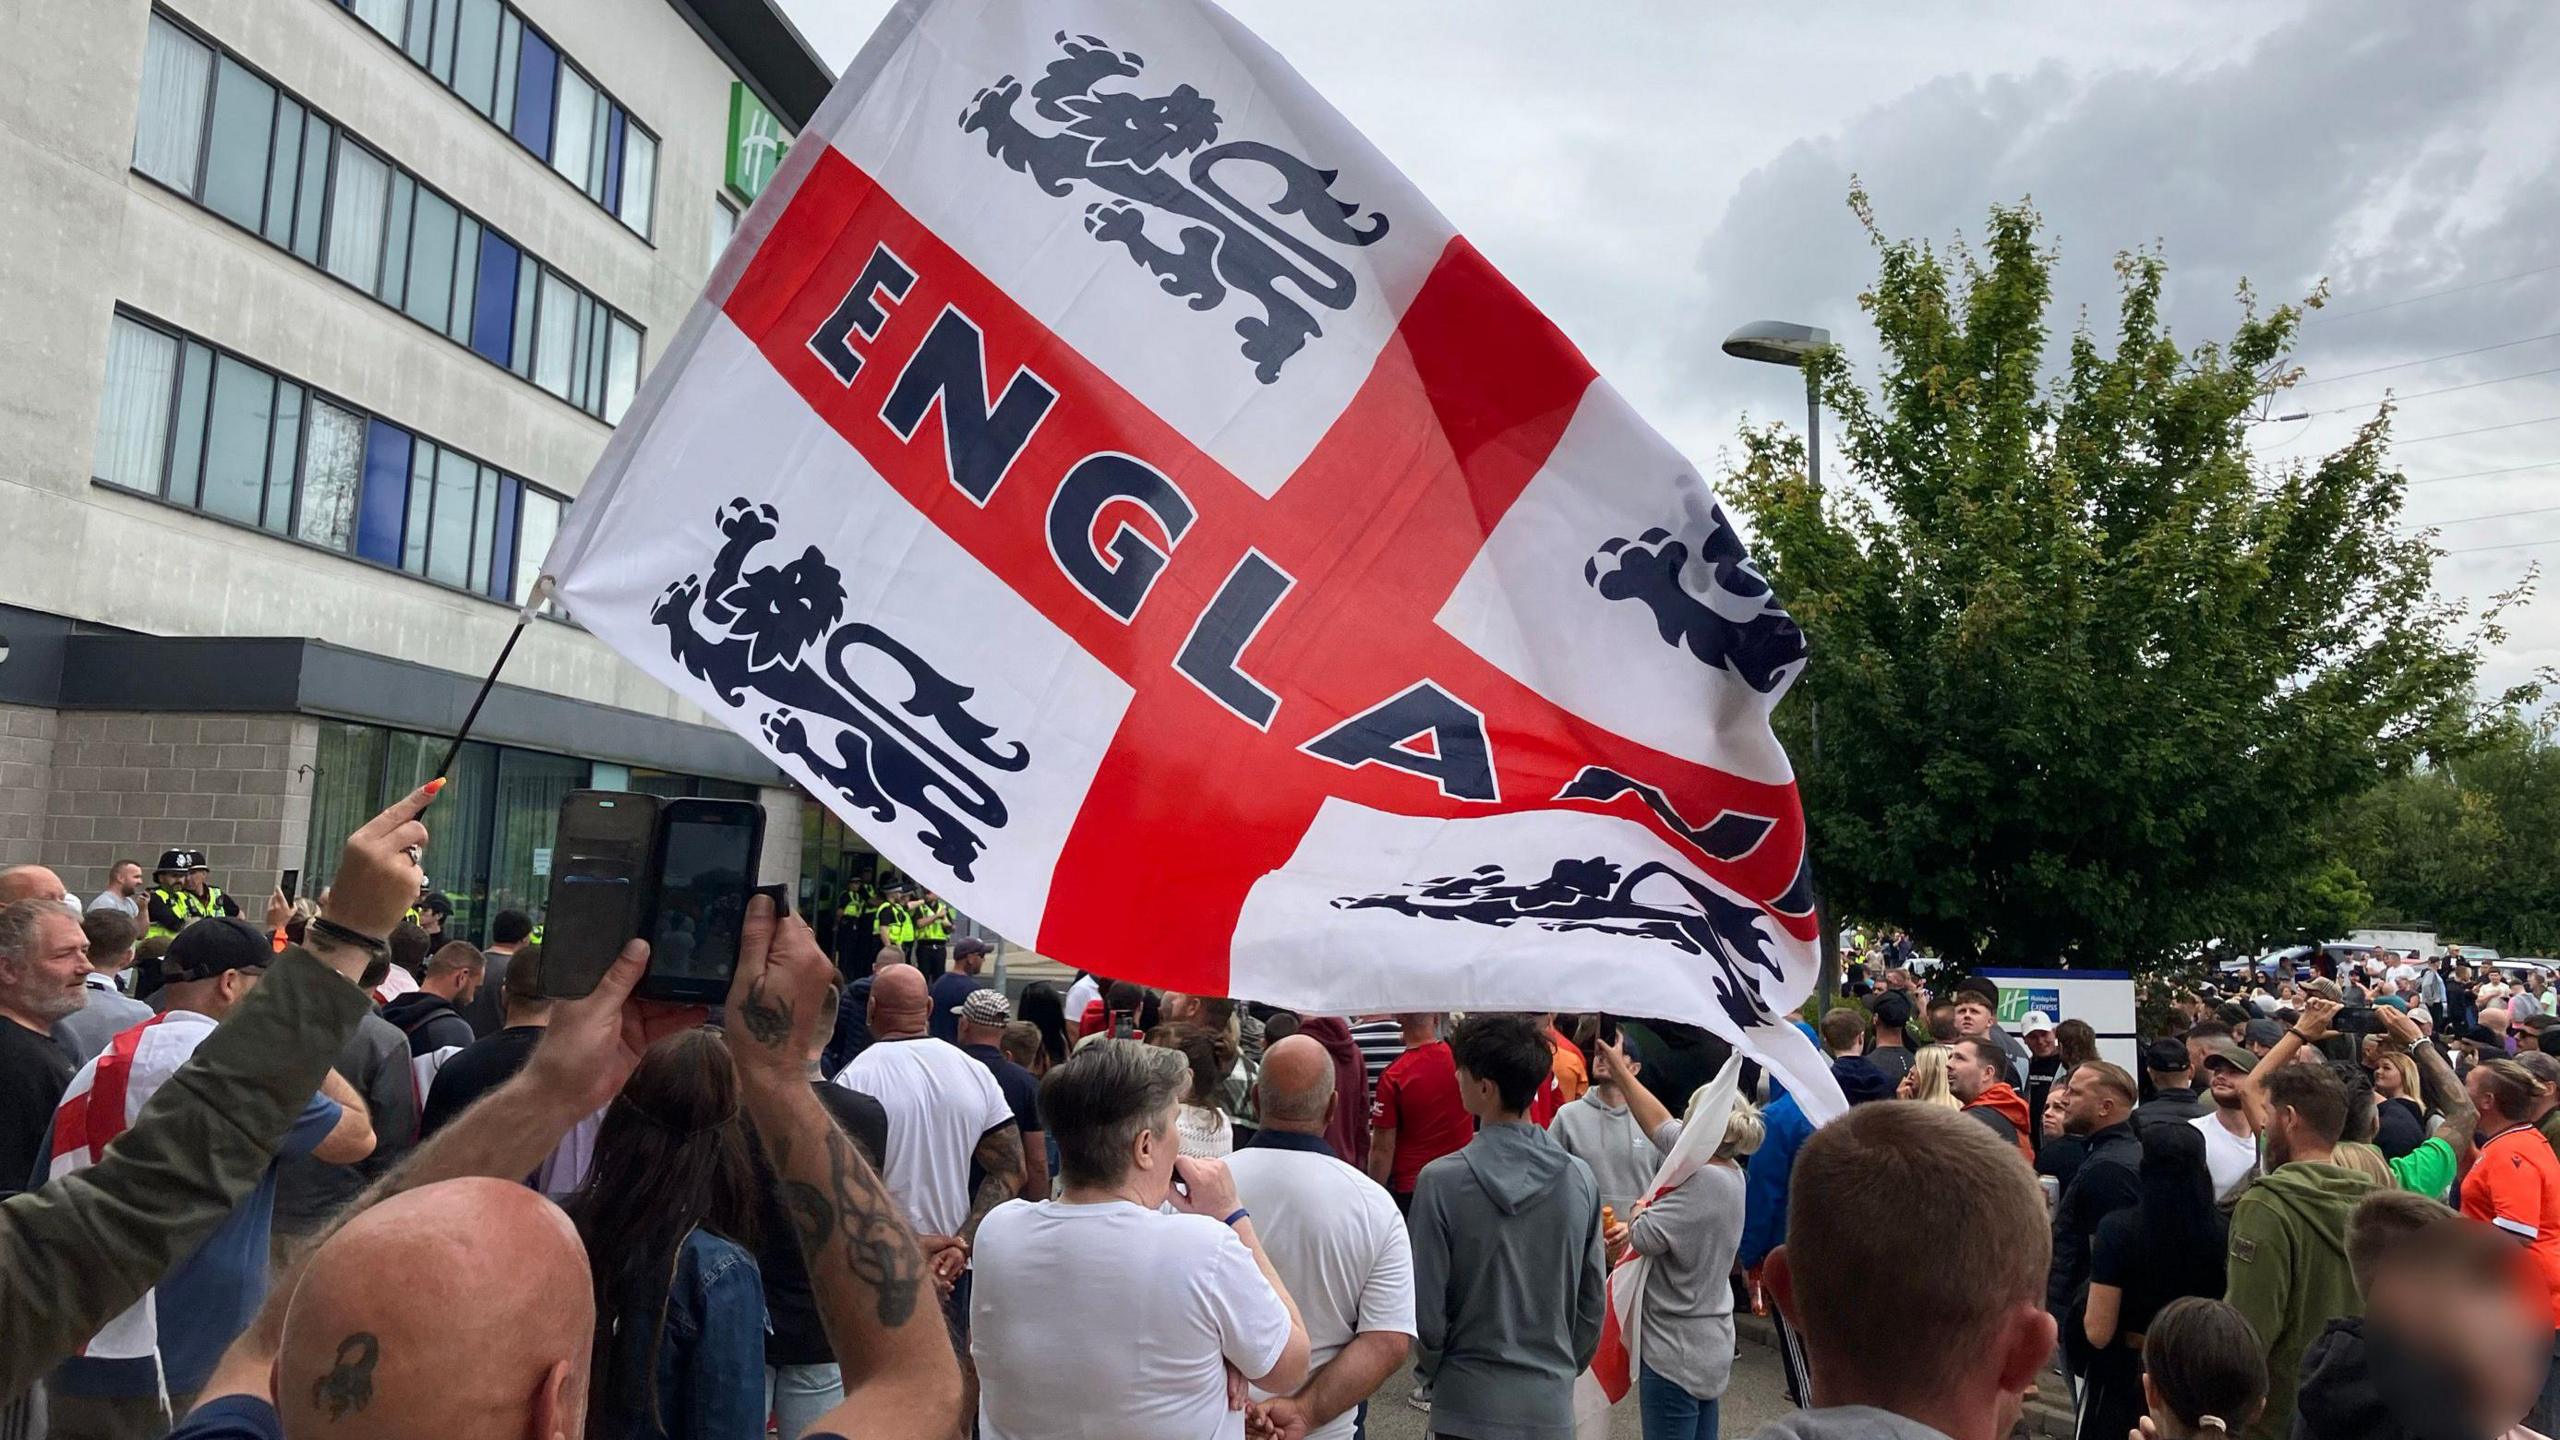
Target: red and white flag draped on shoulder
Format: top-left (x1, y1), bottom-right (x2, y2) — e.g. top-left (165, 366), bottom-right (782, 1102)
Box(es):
top-left (542, 0), bottom-right (1845, 1118)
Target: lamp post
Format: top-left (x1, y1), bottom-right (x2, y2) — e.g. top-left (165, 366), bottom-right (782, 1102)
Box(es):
top-left (1722, 320), bottom-right (1841, 1007)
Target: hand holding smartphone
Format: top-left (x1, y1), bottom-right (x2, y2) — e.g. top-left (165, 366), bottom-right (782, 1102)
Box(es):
top-left (540, 791), bottom-right (766, 1003)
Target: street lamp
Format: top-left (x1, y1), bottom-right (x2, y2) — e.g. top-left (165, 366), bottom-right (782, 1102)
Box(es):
top-left (1721, 319), bottom-right (1841, 1005)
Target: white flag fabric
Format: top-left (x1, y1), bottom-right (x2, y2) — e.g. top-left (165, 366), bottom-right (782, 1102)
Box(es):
top-left (543, 0), bottom-right (1843, 1117)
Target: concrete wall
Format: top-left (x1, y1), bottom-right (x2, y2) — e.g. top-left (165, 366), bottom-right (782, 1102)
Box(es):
top-left (43, 712), bottom-right (317, 900)
top-left (0, 0), bottom-right (760, 727)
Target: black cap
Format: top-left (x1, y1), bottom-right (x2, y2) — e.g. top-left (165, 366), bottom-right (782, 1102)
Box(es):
top-left (163, 917), bottom-right (271, 982)
top-left (953, 936), bottom-right (990, 959)
top-left (154, 849), bottom-right (206, 875)
top-left (2243, 1017), bottom-right (2287, 1049)
top-left (2143, 1037), bottom-right (2191, 1072)
top-left (1872, 991), bottom-right (1913, 1029)
top-left (1953, 976), bottom-right (2001, 1007)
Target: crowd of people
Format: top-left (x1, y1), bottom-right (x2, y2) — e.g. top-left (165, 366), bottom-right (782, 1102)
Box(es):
top-left (5, 815), bottom-right (2560, 1440)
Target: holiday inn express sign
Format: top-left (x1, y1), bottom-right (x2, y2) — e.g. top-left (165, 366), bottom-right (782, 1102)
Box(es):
top-left (726, 83), bottom-right (788, 202)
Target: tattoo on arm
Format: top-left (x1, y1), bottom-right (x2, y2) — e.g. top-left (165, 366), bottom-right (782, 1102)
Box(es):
top-left (737, 971), bottom-right (796, 1049)
top-left (965, 1125), bottom-right (1025, 1239)
top-left (312, 1332), bottom-right (380, 1420)
top-left (770, 1126), bottom-right (926, 1327)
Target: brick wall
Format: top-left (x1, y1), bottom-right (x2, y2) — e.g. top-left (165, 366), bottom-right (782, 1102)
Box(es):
top-left (44, 713), bottom-right (318, 900)
top-left (0, 702), bottom-right (60, 870)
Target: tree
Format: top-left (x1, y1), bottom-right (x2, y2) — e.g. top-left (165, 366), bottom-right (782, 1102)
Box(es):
top-left (1728, 189), bottom-right (2509, 971)
top-left (2338, 714), bottom-right (2560, 954)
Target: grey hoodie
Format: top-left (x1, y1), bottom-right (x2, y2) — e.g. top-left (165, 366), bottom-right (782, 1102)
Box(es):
top-left (1747, 1407), bottom-right (1956, 1440)
top-left (1410, 1120), bottom-right (1605, 1440)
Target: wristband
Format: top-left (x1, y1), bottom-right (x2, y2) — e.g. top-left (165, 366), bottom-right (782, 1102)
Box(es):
top-left (307, 917), bottom-right (390, 959)
top-left (1222, 1208), bottom-right (1250, 1228)
top-left (2289, 1027), bottom-right (2317, 1044)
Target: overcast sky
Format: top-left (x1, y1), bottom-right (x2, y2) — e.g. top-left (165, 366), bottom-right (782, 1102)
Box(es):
top-left (773, 0), bottom-right (2560, 704)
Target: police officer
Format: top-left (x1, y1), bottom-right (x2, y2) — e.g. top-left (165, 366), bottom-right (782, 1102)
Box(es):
top-left (837, 877), bottom-right (879, 974)
top-left (145, 848), bottom-right (241, 941)
top-left (872, 884), bottom-right (916, 967)
top-left (911, 891), bottom-right (953, 977)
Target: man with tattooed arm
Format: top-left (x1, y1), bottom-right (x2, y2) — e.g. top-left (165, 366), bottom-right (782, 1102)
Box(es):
top-left (164, 895), bottom-right (962, 1440)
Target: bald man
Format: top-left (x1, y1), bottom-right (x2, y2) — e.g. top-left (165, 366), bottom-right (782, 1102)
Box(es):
top-left (1230, 1036), bottom-right (1416, 1440)
top-left (0, 864), bottom-right (72, 909)
top-left (834, 963), bottom-right (1023, 1287)
top-left (173, 896), bottom-right (960, 1440)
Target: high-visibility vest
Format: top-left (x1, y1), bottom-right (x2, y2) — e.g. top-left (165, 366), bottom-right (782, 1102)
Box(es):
top-left (875, 901), bottom-right (915, 947)
top-left (146, 886), bottom-right (221, 942)
top-left (918, 903), bottom-right (950, 942)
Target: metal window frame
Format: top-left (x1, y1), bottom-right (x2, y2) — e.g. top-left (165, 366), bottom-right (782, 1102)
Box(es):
top-left (98, 304), bottom-right (569, 609)
top-left (312, 0), bottom-right (660, 246)
top-left (137, 8), bottom-right (643, 425)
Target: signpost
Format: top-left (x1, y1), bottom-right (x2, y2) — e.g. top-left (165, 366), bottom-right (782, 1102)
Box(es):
top-left (725, 83), bottom-right (788, 202)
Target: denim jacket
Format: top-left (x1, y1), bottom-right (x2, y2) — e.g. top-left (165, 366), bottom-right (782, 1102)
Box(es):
top-left (595, 1229), bottom-right (768, 1440)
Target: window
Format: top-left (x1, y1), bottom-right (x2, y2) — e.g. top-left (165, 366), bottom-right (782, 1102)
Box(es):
top-left (618, 128), bottom-right (656, 238)
top-left (710, 195), bottom-right (740, 278)
top-left (201, 58), bottom-right (275, 230)
top-left (323, 140), bottom-right (390, 291)
top-left (300, 399), bottom-right (365, 551)
top-left (131, 13), bottom-right (644, 424)
top-left (551, 64), bottom-right (596, 196)
top-left (133, 16), bottom-right (213, 191)
top-left (325, 0), bottom-right (654, 237)
top-left (92, 311), bottom-right (566, 605)
top-left (94, 318), bottom-right (179, 492)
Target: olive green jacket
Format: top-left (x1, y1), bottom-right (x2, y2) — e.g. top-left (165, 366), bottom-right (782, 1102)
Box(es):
top-left (0, 946), bottom-right (367, 1402)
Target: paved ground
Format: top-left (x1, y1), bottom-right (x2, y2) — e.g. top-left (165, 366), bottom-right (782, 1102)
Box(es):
top-left (1360, 1339), bottom-right (1795, 1440)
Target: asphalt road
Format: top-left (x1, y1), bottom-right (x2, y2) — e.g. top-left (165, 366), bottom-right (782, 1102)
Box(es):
top-left (1359, 1339), bottom-right (1795, 1440)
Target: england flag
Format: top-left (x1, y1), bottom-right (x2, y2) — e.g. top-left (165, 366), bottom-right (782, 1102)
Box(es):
top-left (542, 0), bottom-right (1843, 1116)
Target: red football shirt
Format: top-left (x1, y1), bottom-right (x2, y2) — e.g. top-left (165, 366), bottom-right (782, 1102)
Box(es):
top-left (2461, 1124), bottom-right (2560, 1329)
top-left (1371, 1040), bottom-right (1473, 1194)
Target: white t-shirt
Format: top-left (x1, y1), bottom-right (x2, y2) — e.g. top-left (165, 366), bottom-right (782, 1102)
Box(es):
top-left (2191, 1111), bottom-right (2259, 1201)
top-left (836, 1034), bottom-right (1014, 1237)
top-left (1226, 1145), bottom-right (1416, 1440)
top-left (971, 1200), bottom-right (1293, 1440)
top-left (1065, 974), bottom-right (1102, 1028)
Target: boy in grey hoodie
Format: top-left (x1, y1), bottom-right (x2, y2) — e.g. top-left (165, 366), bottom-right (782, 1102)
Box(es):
top-left (1410, 1014), bottom-right (1606, 1440)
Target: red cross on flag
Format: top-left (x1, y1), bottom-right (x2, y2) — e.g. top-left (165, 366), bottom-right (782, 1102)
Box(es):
top-left (543, 0), bottom-right (1845, 1117)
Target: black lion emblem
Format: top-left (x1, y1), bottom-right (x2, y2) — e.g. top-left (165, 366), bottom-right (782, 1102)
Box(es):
top-left (652, 500), bottom-right (1027, 880)
top-left (960, 32), bottom-right (1390, 383)
top-left (1586, 506), bottom-right (1806, 694)
top-left (1333, 857), bottom-right (1793, 1032)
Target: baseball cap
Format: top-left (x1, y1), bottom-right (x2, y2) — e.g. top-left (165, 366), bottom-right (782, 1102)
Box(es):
top-left (163, 917), bottom-right (271, 982)
top-left (2196, 1037), bottom-right (2258, 1075)
top-left (2142, 1037), bottom-right (2191, 1072)
top-left (2242, 1017), bottom-right (2287, 1049)
top-left (953, 936), bottom-right (991, 960)
top-left (954, 989), bottom-right (1012, 1025)
top-left (2019, 1010), bottom-right (2055, 1036)
top-left (1872, 991), bottom-right (1913, 1029)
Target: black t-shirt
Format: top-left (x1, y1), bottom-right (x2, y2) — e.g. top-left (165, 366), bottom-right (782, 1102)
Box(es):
top-left (0, 1018), bottom-right (74, 1193)
top-left (417, 1026), bottom-right (544, 1137)
top-left (960, 1043), bottom-right (1041, 1135)
top-left (756, 1081), bottom-right (892, 1364)
top-left (2374, 1095), bottom-right (2426, 1160)
top-left (2088, 1206), bottom-right (2224, 1342)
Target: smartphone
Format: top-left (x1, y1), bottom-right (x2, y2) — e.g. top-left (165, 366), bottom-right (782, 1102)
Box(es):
top-left (1597, 1014), bottom-right (1621, 1048)
top-left (278, 869), bottom-right (300, 904)
top-left (542, 792), bottom-right (663, 999)
top-left (639, 798), bottom-right (766, 1004)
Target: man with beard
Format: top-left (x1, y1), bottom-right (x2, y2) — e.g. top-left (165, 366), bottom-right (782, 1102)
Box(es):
top-left (2188, 1036), bottom-right (2263, 1202)
top-left (0, 901), bottom-right (87, 1194)
top-left (2226, 1062), bottom-right (2376, 1440)
top-left (1948, 1036), bottom-right (2036, 1163)
top-left (2048, 1062), bottom-right (2140, 1393)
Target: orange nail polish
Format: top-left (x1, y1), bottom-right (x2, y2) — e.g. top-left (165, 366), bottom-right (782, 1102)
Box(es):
top-left (425, 777), bottom-right (447, 796)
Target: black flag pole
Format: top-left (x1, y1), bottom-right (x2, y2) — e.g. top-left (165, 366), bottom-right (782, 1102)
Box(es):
top-left (432, 577), bottom-right (552, 785)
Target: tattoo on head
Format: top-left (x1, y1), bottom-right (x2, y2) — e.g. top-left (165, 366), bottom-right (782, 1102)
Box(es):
top-left (737, 971), bottom-right (795, 1048)
top-left (773, 1125), bottom-right (925, 1326)
top-left (312, 1332), bottom-right (381, 1420)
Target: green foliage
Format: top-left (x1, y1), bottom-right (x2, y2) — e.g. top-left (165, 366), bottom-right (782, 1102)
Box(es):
top-left (1730, 188), bottom-right (2509, 971)
top-left (2338, 714), bottom-right (2560, 954)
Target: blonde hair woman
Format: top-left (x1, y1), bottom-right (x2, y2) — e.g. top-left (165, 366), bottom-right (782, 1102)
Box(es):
top-left (1592, 1037), bottom-right (1763, 1440)
top-left (1900, 1044), bottom-right (1964, 1110)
